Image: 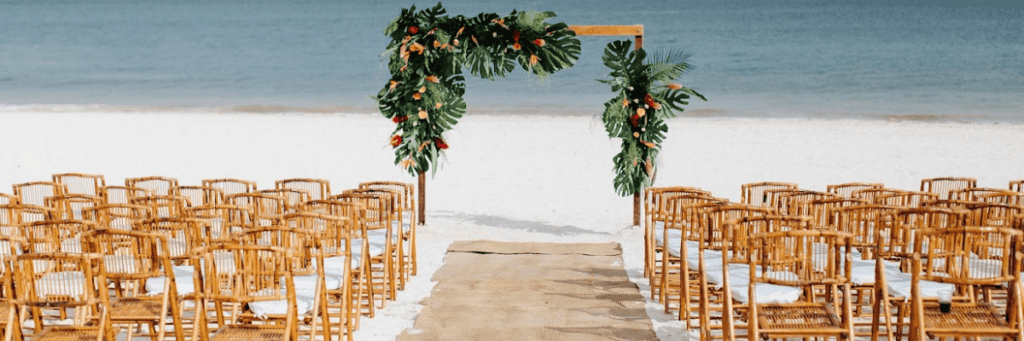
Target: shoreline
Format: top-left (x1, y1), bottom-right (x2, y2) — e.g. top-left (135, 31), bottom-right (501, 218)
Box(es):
top-left (3, 102), bottom-right (1022, 124)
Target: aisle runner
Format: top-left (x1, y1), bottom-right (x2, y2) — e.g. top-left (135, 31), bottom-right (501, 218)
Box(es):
top-left (398, 241), bottom-right (657, 341)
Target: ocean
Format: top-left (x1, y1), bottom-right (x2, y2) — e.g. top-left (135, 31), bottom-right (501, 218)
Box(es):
top-left (1, 0), bottom-right (1022, 121)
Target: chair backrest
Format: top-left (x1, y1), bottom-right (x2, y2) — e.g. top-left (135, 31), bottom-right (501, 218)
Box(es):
top-left (921, 177), bottom-right (977, 200)
top-left (775, 190), bottom-right (841, 216)
top-left (949, 187), bottom-right (1014, 202)
top-left (135, 217), bottom-right (211, 265)
top-left (880, 207), bottom-right (966, 262)
top-left (12, 181), bottom-right (67, 207)
top-left (44, 193), bottom-right (103, 220)
top-left (359, 181), bottom-right (414, 212)
top-left (202, 178), bottom-right (257, 196)
top-left (8, 252), bottom-right (114, 339)
top-left (0, 204), bottom-right (55, 226)
top-left (912, 226), bottom-right (1021, 286)
top-left (52, 173), bottom-right (106, 196)
top-left (172, 185), bottom-right (225, 207)
top-left (851, 188), bottom-right (910, 204)
top-left (1011, 180), bottom-right (1023, 193)
top-left (260, 189), bottom-right (310, 211)
top-left (698, 204), bottom-right (774, 253)
top-left (826, 182), bottom-right (884, 198)
top-left (236, 225), bottom-right (322, 277)
top-left (131, 195), bottom-right (190, 218)
top-left (749, 229), bottom-right (854, 287)
top-left (877, 191), bottom-right (939, 208)
top-left (977, 192), bottom-right (1024, 207)
top-left (20, 219), bottom-right (97, 254)
top-left (0, 193), bottom-right (16, 205)
top-left (185, 204), bottom-right (253, 232)
top-left (82, 229), bottom-right (171, 285)
top-left (100, 185), bottom-right (153, 204)
top-left (644, 186), bottom-right (711, 228)
top-left (81, 203), bottom-right (152, 231)
top-left (833, 204), bottom-right (898, 260)
top-left (125, 176), bottom-right (179, 196)
top-left (226, 193), bottom-right (288, 224)
top-left (740, 182), bottom-right (797, 207)
top-left (277, 178), bottom-right (331, 202)
top-left (806, 198), bottom-right (869, 228)
top-left (333, 192), bottom-right (392, 230)
top-left (965, 202), bottom-right (1024, 229)
top-left (281, 211), bottom-right (352, 257)
top-left (723, 215), bottom-right (812, 265)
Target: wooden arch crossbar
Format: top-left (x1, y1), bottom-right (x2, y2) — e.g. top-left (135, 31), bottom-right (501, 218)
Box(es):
top-left (417, 24), bottom-right (645, 225)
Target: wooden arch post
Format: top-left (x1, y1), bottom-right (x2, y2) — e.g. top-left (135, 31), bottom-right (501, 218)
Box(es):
top-left (568, 24), bottom-right (645, 226)
top-left (417, 25), bottom-right (644, 226)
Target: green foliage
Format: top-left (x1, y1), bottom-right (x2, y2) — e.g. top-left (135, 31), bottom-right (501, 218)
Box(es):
top-left (376, 3), bottom-right (581, 177)
top-left (599, 40), bottom-right (706, 196)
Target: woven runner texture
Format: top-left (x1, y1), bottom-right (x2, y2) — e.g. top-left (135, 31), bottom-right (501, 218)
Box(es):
top-left (398, 241), bottom-right (657, 341)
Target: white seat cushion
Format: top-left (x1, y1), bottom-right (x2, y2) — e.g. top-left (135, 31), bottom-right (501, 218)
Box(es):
top-left (144, 265), bottom-right (197, 296)
top-left (247, 290), bottom-right (316, 318)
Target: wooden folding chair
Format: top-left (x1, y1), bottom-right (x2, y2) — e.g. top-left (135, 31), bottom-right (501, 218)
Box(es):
top-left (131, 195), bottom-right (191, 219)
top-left (81, 203), bottom-right (152, 231)
top-left (0, 236), bottom-right (26, 341)
top-left (52, 173), bottom-right (105, 196)
top-left (907, 227), bottom-right (1024, 341)
top-left (775, 190), bottom-right (841, 216)
top-left (225, 193), bottom-right (287, 226)
top-left (44, 193), bottom-right (103, 220)
top-left (921, 177), bottom-right (977, 200)
top-left (83, 229), bottom-right (185, 341)
top-left (299, 200), bottom-right (377, 322)
top-left (643, 186), bottom-right (712, 280)
top-left (12, 181), bottom-right (66, 208)
top-left (8, 252), bottom-right (115, 341)
top-left (877, 191), bottom-right (939, 208)
top-left (259, 189), bottom-right (310, 212)
top-left (827, 182), bottom-right (884, 198)
top-left (172, 185), bottom-right (226, 207)
top-left (0, 193), bottom-right (16, 205)
top-left (190, 244), bottom-right (299, 341)
top-left (126, 176), bottom-right (180, 196)
top-left (726, 230), bottom-right (856, 341)
top-left (359, 181), bottom-right (418, 276)
top-left (1011, 180), bottom-right (1023, 193)
top-left (20, 219), bottom-right (97, 254)
top-left (202, 178), bottom-right (257, 196)
top-left (648, 191), bottom-right (723, 302)
top-left (806, 197), bottom-right (870, 229)
top-left (949, 187), bottom-right (1015, 202)
top-left (332, 193), bottom-right (396, 308)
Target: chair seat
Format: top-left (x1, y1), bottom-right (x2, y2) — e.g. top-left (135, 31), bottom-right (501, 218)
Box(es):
top-left (30, 326), bottom-right (102, 341)
top-left (289, 274), bottom-right (340, 292)
top-left (144, 265), bottom-right (196, 296)
top-left (210, 324), bottom-right (289, 341)
top-left (756, 302), bottom-right (847, 337)
top-left (885, 271), bottom-right (955, 299)
top-left (920, 302), bottom-right (1016, 336)
top-left (110, 297), bottom-right (167, 320)
top-left (246, 291), bottom-right (315, 318)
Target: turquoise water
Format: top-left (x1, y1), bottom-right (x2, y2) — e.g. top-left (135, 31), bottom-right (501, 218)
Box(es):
top-left (1, 0), bottom-right (1022, 121)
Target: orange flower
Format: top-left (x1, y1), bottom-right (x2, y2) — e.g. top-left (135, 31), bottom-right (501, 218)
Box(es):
top-left (412, 92), bottom-right (421, 100)
top-left (400, 65), bottom-right (407, 72)
top-left (529, 54), bottom-right (540, 66)
top-left (636, 107), bottom-right (646, 117)
top-left (456, 26), bottom-right (465, 37)
top-left (400, 158), bottom-right (416, 169)
top-left (643, 94), bottom-right (662, 110)
top-left (425, 75), bottom-right (439, 83)
top-left (644, 142), bottom-right (657, 149)
top-left (453, 39), bottom-right (459, 46)
top-left (433, 40), bottom-right (441, 48)
top-left (512, 42), bottom-right (521, 51)
top-left (408, 42), bottom-right (424, 54)
top-left (621, 98), bottom-right (629, 108)
top-left (388, 80), bottom-right (398, 91)
top-left (435, 102), bottom-right (443, 109)
top-left (533, 38), bottom-right (545, 47)
top-left (667, 83), bottom-right (683, 90)
top-left (389, 135), bottom-right (402, 147)
top-left (419, 86), bottom-right (426, 93)
top-left (418, 110), bottom-right (428, 119)
top-left (633, 132), bottom-right (640, 138)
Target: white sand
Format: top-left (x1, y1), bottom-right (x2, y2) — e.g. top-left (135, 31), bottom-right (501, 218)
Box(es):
top-left (2, 111), bottom-right (1023, 340)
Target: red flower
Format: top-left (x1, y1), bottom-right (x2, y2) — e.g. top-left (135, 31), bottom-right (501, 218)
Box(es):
top-left (644, 94), bottom-right (657, 108)
top-left (389, 135), bottom-right (402, 147)
top-left (629, 114), bottom-right (640, 127)
top-left (433, 137), bottom-right (449, 149)
top-left (407, 26), bottom-right (419, 34)
top-left (392, 115), bottom-right (408, 123)
top-left (512, 30), bottom-right (521, 42)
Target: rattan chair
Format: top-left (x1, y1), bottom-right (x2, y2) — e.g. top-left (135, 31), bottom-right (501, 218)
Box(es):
top-left (966, 202), bottom-right (1024, 229)
top-left (81, 203), bottom-right (152, 231)
top-left (907, 227), bottom-right (1023, 341)
top-left (921, 177), bottom-right (977, 200)
top-left (648, 192), bottom-right (723, 302)
top-left (359, 181), bottom-right (418, 276)
top-left (774, 190), bottom-right (841, 216)
top-left (52, 173), bottom-right (106, 196)
top-left (806, 197), bottom-right (870, 229)
top-left (19, 219), bottom-right (97, 254)
top-left (0, 204), bottom-right (54, 226)
top-left (658, 200), bottom-right (725, 318)
top-left (299, 200), bottom-right (377, 321)
top-left (259, 189), bottom-right (310, 212)
top-left (277, 178), bottom-right (331, 202)
top-left (8, 252), bottom-right (115, 341)
top-left (740, 182), bottom-right (798, 207)
top-left (225, 193), bottom-right (287, 226)
top-left (172, 185), bottom-right (226, 207)
top-left (852, 188), bottom-right (912, 204)
top-left (644, 186), bottom-right (713, 280)
top-left (827, 182), bottom-right (884, 198)
top-left (126, 176), bottom-right (179, 196)
top-left (721, 229), bottom-right (855, 341)
top-left (44, 193), bottom-right (103, 220)
top-left (131, 195), bottom-right (191, 219)
top-left (332, 193), bottom-right (396, 308)
top-left (12, 181), bottom-right (67, 208)
top-left (1011, 180), bottom-right (1023, 193)
top-left (345, 188), bottom-right (410, 288)
top-left (190, 244), bottom-right (299, 341)
top-left (184, 204), bottom-right (254, 239)
top-left (281, 211), bottom-right (356, 339)
top-left (135, 217), bottom-right (212, 265)
top-left (82, 228), bottom-right (184, 341)
top-left (202, 178), bottom-right (257, 196)
top-left (831, 204), bottom-right (900, 333)
top-left (100, 185), bottom-right (153, 204)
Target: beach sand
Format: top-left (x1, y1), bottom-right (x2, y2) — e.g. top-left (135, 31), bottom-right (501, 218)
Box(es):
top-left (2, 111), bottom-right (1022, 340)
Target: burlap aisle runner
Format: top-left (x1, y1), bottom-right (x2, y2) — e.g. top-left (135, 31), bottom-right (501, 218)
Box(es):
top-left (398, 241), bottom-right (657, 341)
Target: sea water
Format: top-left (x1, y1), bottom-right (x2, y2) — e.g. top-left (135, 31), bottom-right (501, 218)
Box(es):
top-left (1, 0), bottom-right (1022, 121)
